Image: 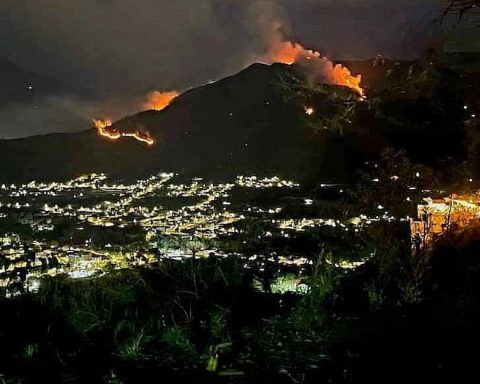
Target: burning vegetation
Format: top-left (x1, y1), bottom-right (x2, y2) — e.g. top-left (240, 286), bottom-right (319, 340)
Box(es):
top-left (266, 41), bottom-right (364, 96)
top-left (91, 89), bottom-right (178, 145)
top-left (261, 22), bottom-right (364, 96)
top-left (143, 90), bottom-right (179, 111)
top-left (93, 119), bottom-right (155, 146)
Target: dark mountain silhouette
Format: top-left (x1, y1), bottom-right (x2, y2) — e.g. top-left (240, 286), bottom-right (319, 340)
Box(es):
top-left (0, 56), bottom-right (473, 183)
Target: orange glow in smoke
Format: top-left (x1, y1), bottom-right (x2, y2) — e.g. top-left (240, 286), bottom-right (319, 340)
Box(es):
top-left (267, 41), bottom-right (320, 65)
top-left (144, 90), bottom-right (179, 111)
top-left (265, 41), bottom-right (364, 96)
top-left (93, 119), bottom-right (155, 146)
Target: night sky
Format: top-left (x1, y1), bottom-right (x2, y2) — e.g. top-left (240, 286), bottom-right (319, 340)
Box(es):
top-left (0, 0), bottom-right (474, 138)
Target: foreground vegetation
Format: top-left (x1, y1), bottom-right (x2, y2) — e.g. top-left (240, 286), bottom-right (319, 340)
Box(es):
top-left (1, 220), bottom-right (480, 383)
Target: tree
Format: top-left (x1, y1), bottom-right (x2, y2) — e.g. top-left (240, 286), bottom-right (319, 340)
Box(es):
top-left (443, 1), bottom-right (480, 23)
top-left (184, 237), bottom-right (205, 261)
top-left (157, 235), bottom-right (178, 261)
top-left (175, 236), bottom-right (206, 298)
top-left (239, 219), bottom-right (278, 293)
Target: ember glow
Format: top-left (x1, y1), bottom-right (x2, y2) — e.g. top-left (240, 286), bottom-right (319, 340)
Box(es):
top-left (93, 119), bottom-right (155, 146)
top-left (122, 131), bottom-right (155, 146)
top-left (144, 90), bottom-right (179, 111)
top-left (304, 106), bottom-right (314, 115)
top-left (263, 34), bottom-right (364, 96)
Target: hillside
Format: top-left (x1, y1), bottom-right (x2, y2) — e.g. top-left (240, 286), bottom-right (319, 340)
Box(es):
top-left (0, 56), bottom-right (474, 183)
top-left (0, 63), bottom-right (360, 183)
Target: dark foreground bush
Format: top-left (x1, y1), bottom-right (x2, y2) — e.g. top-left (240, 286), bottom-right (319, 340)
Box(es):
top-left (0, 241), bottom-right (479, 383)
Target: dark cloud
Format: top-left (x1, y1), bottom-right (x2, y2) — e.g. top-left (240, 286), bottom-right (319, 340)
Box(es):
top-left (282, 0), bottom-right (443, 59)
top-left (0, 0), bottom-right (238, 95)
top-left (0, 0), bottom-right (469, 138)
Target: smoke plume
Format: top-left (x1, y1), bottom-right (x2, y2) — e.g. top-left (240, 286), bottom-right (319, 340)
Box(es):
top-left (0, 0), bottom-right (443, 138)
top-left (249, 1), bottom-right (363, 95)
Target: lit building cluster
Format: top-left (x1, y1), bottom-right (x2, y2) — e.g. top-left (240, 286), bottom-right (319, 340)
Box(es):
top-left (0, 169), bottom-right (427, 295)
top-left (0, 232), bottom-right (157, 296)
top-left (0, 172), bottom-right (306, 293)
top-left (235, 175), bottom-right (299, 189)
top-left (410, 195), bottom-right (480, 253)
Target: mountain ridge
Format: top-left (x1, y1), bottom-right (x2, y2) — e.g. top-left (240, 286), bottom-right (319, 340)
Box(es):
top-left (0, 55), bottom-right (475, 183)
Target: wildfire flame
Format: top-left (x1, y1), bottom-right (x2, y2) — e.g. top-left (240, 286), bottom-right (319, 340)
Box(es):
top-left (144, 90), bottom-right (179, 111)
top-left (263, 37), bottom-right (364, 96)
top-left (93, 119), bottom-right (155, 146)
top-left (267, 41), bottom-right (320, 65)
